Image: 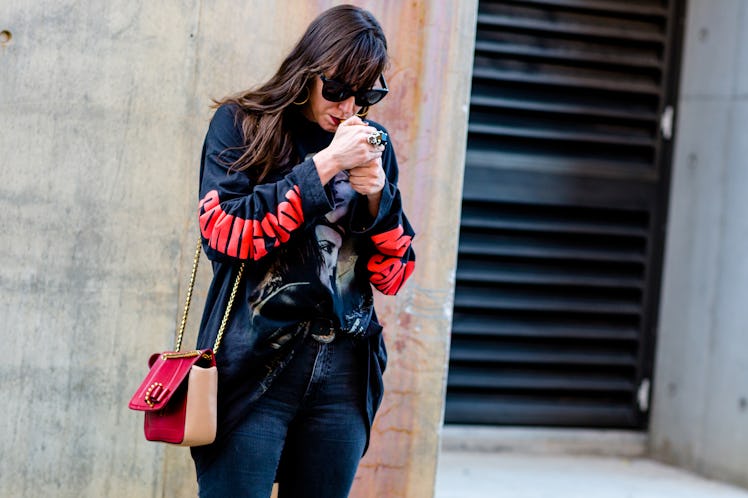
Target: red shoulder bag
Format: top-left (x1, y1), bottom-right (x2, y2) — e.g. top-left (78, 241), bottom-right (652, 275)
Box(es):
top-left (128, 240), bottom-right (244, 446)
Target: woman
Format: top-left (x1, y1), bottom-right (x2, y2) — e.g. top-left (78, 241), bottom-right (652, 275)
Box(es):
top-left (192, 5), bottom-right (416, 497)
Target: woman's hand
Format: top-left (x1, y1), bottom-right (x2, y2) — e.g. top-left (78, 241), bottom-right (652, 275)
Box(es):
top-left (313, 116), bottom-right (385, 184)
top-left (348, 157), bottom-right (385, 196)
top-left (349, 158), bottom-right (385, 217)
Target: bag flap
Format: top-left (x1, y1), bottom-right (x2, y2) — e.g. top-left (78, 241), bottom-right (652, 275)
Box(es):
top-left (128, 349), bottom-right (214, 412)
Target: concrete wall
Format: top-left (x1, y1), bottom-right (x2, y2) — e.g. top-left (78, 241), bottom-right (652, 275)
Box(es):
top-left (0, 2), bottom-right (476, 497)
top-left (650, 0), bottom-right (748, 488)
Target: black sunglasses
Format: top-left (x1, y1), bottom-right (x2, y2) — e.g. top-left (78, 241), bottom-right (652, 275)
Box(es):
top-left (319, 74), bottom-right (388, 107)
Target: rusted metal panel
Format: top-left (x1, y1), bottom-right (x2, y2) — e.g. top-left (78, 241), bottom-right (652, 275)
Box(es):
top-left (346, 2), bottom-right (478, 497)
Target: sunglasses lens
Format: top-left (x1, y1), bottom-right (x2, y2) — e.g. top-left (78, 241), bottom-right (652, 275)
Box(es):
top-left (356, 90), bottom-right (386, 107)
top-left (367, 90), bottom-right (386, 106)
top-left (322, 79), bottom-right (350, 102)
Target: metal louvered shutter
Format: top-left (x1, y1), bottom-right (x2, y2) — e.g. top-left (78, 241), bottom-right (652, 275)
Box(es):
top-left (446, 0), bottom-right (685, 428)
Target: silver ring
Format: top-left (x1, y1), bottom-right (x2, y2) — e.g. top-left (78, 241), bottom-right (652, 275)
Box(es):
top-left (366, 130), bottom-right (388, 147)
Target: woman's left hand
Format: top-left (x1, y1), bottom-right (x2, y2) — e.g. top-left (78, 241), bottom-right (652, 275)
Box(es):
top-left (348, 158), bottom-right (385, 196)
top-left (349, 158), bottom-right (385, 218)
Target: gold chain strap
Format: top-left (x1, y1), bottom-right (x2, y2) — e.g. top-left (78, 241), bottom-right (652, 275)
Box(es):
top-left (174, 240), bottom-right (202, 352)
top-left (174, 238), bottom-right (244, 354)
top-left (213, 262), bottom-right (245, 355)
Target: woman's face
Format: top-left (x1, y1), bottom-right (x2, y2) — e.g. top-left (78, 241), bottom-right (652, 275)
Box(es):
top-left (315, 224), bottom-right (343, 290)
top-left (325, 170), bottom-right (355, 223)
top-left (303, 74), bottom-right (357, 132)
top-left (331, 171), bottom-right (354, 205)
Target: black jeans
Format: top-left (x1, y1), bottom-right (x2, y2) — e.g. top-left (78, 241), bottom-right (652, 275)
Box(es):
top-left (196, 335), bottom-right (367, 498)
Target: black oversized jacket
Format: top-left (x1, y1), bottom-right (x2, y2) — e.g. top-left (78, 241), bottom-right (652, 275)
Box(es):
top-left (191, 104), bottom-right (415, 464)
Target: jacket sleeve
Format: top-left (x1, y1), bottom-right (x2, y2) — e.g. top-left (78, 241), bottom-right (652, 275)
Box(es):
top-left (198, 105), bottom-right (333, 263)
top-left (349, 127), bottom-right (416, 296)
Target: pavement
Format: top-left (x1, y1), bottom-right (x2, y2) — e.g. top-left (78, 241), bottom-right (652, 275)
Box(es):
top-left (435, 427), bottom-right (748, 498)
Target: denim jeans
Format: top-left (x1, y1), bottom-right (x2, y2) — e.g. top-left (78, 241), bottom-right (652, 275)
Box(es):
top-left (195, 335), bottom-right (367, 498)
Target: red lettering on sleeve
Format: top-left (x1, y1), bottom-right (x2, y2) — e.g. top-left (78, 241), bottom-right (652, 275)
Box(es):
top-left (210, 212), bottom-right (234, 253)
top-left (278, 199), bottom-right (302, 232)
top-left (367, 255), bottom-right (415, 295)
top-left (226, 217), bottom-right (244, 257)
top-left (371, 225), bottom-right (412, 258)
top-left (197, 186), bottom-right (305, 261)
top-left (262, 212), bottom-right (292, 243)
top-left (251, 220), bottom-right (268, 259)
top-left (199, 190), bottom-right (220, 238)
top-left (238, 218), bottom-right (251, 259)
top-left (286, 186), bottom-right (303, 217)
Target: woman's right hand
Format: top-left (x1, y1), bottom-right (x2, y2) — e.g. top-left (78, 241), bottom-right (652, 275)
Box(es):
top-left (313, 116), bottom-right (384, 184)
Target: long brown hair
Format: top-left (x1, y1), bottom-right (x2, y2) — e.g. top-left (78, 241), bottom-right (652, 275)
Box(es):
top-left (214, 5), bottom-right (389, 182)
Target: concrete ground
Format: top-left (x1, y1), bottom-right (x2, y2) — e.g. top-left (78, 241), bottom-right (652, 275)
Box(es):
top-left (435, 427), bottom-right (748, 498)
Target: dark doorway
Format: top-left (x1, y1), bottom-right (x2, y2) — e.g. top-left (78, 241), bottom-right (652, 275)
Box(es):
top-left (446, 0), bottom-right (686, 428)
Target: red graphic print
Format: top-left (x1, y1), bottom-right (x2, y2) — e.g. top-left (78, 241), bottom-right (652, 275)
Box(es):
top-left (198, 186), bottom-right (304, 260)
top-left (370, 225), bottom-right (413, 258)
top-left (367, 256), bottom-right (415, 295)
top-left (367, 224), bottom-right (415, 295)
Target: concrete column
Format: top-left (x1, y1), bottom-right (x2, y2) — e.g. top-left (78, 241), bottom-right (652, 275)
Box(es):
top-left (651, 0), bottom-right (748, 489)
top-left (0, 1), bottom-right (475, 496)
top-left (348, 3), bottom-right (477, 497)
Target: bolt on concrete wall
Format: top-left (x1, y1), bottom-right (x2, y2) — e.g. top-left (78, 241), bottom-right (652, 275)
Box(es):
top-left (651, 0), bottom-right (748, 490)
top-left (0, 1), bottom-right (476, 497)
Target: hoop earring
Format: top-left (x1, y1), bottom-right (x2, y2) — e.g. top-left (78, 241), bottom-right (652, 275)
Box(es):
top-left (356, 107), bottom-right (369, 118)
top-left (293, 87), bottom-right (310, 106)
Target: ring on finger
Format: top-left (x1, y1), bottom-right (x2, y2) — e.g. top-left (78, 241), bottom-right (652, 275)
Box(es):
top-left (366, 130), bottom-right (388, 147)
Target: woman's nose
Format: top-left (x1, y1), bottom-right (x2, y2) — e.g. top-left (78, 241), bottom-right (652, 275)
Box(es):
top-left (338, 96), bottom-right (356, 116)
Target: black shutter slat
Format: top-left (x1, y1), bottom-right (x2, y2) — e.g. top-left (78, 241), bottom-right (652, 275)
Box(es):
top-left (474, 40), bottom-right (663, 70)
top-left (449, 343), bottom-right (638, 367)
top-left (452, 314), bottom-right (640, 341)
top-left (458, 232), bottom-right (647, 263)
top-left (470, 95), bottom-right (658, 122)
top-left (472, 66), bottom-right (661, 95)
top-left (448, 378), bottom-right (636, 393)
top-left (460, 208), bottom-right (649, 237)
top-left (476, 14), bottom-right (666, 43)
top-left (448, 367), bottom-right (636, 392)
top-left (455, 269), bottom-right (643, 289)
top-left (465, 150), bottom-right (657, 176)
top-left (509, 0), bottom-right (669, 18)
top-left (453, 285), bottom-right (642, 315)
top-left (445, 395), bottom-right (637, 427)
top-left (458, 217), bottom-right (648, 236)
top-left (468, 123), bottom-right (656, 148)
top-left (456, 260), bottom-right (645, 289)
top-left (447, 0), bottom-right (683, 428)
top-left (458, 218), bottom-right (648, 237)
